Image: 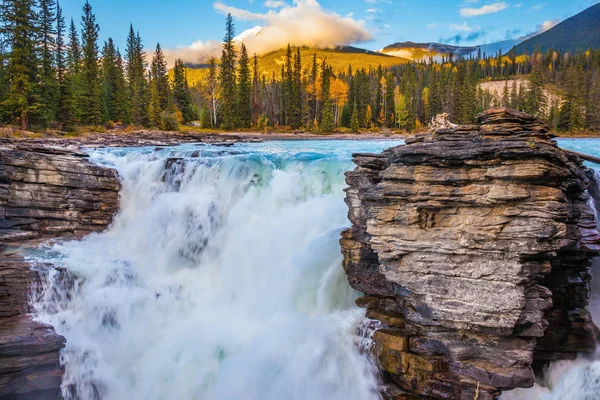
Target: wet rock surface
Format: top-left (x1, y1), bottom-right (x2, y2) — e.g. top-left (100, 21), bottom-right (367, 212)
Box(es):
top-left (341, 108), bottom-right (600, 399)
top-left (0, 144), bottom-right (122, 399)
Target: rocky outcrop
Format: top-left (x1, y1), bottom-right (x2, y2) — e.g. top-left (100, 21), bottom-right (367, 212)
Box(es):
top-left (1, 142), bottom-right (121, 242)
top-left (341, 108), bottom-right (600, 399)
top-left (0, 144), bottom-right (121, 399)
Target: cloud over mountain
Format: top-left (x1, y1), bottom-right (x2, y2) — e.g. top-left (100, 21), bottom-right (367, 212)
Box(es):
top-left (162, 0), bottom-right (371, 66)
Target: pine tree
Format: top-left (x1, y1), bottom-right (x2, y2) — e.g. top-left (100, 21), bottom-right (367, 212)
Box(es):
top-left (320, 61), bottom-right (334, 133)
top-left (586, 69), bottom-right (600, 131)
top-left (100, 38), bottom-right (120, 122)
top-left (1, 0), bottom-right (41, 129)
top-left (526, 53), bottom-right (546, 118)
top-left (290, 47), bottom-right (302, 129)
top-left (251, 54), bottom-right (261, 125)
top-left (149, 43), bottom-right (170, 127)
top-left (39, 0), bottom-right (57, 125)
top-left (384, 73), bottom-right (395, 127)
top-left (79, 1), bottom-right (101, 125)
top-left (56, 2), bottom-right (74, 131)
top-left (126, 26), bottom-right (149, 126)
top-left (172, 59), bottom-right (197, 124)
top-left (236, 43), bottom-right (251, 128)
top-left (67, 17), bottom-right (83, 123)
top-left (219, 13), bottom-right (236, 129)
top-left (350, 100), bottom-right (359, 131)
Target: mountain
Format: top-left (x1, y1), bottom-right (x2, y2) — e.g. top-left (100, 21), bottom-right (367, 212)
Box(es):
top-left (380, 41), bottom-right (477, 61)
top-left (259, 46), bottom-right (409, 76)
top-left (513, 3), bottom-right (600, 54)
top-left (380, 39), bottom-right (522, 61)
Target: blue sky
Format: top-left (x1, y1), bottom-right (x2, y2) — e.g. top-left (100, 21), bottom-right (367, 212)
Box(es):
top-left (57, 0), bottom-right (599, 62)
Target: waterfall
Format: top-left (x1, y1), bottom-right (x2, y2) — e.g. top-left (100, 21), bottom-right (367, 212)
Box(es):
top-left (28, 142), bottom-right (400, 400)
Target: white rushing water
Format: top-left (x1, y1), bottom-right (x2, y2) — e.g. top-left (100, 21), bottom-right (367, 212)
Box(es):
top-left (29, 141), bottom-right (401, 400)
top-left (26, 139), bottom-right (600, 400)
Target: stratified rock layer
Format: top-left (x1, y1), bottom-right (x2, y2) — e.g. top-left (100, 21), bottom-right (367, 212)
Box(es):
top-left (341, 108), bottom-right (600, 399)
top-left (0, 144), bottom-right (121, 399)
top-left (0, 142), bottom-right (121, 241)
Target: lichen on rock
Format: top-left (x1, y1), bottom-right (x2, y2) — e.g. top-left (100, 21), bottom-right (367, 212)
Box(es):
top-left (341, 108), bottom-right (600, 399)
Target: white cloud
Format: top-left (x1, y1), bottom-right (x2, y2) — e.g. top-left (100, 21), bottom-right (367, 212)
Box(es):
top-left (264, 0), bottom-right (285, 7)
top-left (513, 3), bottom-right (522, 8)
top-left (532, 4), bottom-right (543, 10)
top-left (365, 8), bottom-right (380, 13)
top-left (164, 0), bottom-right (372, 66)
top-left (426, 23), bottom-right (438, 30)
top-left (460, 2), bottom-right (508, 17)
top-left (519, 18), bottom-right (560, 40)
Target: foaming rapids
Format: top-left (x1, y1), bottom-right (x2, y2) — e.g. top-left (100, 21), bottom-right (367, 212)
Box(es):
top-left (503, 169), bottom-right (600, 400)
top-left (28, 142), bottom-right (398, 400)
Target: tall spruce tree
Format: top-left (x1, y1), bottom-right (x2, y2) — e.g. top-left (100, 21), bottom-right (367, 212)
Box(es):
top-left (79, 1), bottom-right (101, 125)
top-left (100, 38), bottom-right (120, 122)
top-left (56, 2), bottom-right (74, 130)
top-left (149, 43), bottom-right (170, 127)
top-left (320, 61), bottom-right (334, 133)
top-left (236, 43), bottom-right (251, 128)
top-left (39, 0), bottom-right (57, 125)
top-left (1, 0), bottom-right (41, 129)
top-left (289, 47), bottom-right (302, 129)
top-left (125, 26), bottom-right (149, 126)
top-left (219, 13), bottom-right (236, 129)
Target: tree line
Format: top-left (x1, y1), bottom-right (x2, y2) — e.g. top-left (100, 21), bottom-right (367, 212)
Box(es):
top-left (0, 0), bottom-right (197, 130)
top-left (0, 1), bottom-right (599, 133)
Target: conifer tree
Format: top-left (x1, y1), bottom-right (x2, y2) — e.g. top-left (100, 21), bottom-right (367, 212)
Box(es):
top-left (350, 100), bottom-right (359, 132)
top-left (56, 2), bottom-right (74, 130)
top-left (100, 38), bottom-right (120, 122)
top-left (320, 61), bottom-right (334, 133)
top-left (39, 0), bottom-right (57, 125)
top-left (1, 0), bottom-right (41, 129)
top-left (149, 43), bottom-right (170, 127)
top-left (79, 1), bottom-right (102, 125)
top-left (126, 26), bottom-right (149, 126)
top-left (290, 47), bottom-right (302, 129)
top-left (172, 59), bottom-right (197, 124)
top-left (67, 17), bottom-right (82, 123)
top-left (219, 14), bottom-right (236, 129)
top-left (236, 43), bottom-right (251, 128)
top-left (251, 54), bottom-right (261, 125)
top-left (526, 53), bottom-right (546, 118)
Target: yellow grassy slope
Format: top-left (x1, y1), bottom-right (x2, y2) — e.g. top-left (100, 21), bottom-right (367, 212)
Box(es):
top-left (175, 47), bottom-right (410, 87)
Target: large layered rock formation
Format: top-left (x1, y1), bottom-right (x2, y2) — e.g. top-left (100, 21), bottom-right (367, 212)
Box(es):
top-left (341, 108), bottom-right (600, 399)
top-left (0, 144), bottom-right (121, 399)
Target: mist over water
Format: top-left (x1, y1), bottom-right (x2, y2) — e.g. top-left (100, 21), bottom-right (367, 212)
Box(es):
top-left (29, 140), bottom-right (400, 400)
top-left (25, 139), bottom-right (600, 400)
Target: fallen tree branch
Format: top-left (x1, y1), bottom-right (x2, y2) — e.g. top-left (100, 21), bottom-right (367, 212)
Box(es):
top-left (563, 149), bottom-right (600, 165)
